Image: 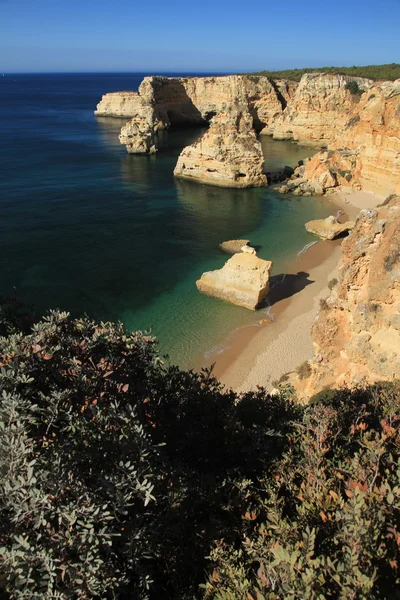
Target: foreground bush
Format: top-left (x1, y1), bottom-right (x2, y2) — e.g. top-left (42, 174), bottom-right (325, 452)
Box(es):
top-left (0, 310), bottom-right (298, 599)
top-left (1, 307), bottom-right (399, 598)
top-left (204, 384), bottom-right (400, 599)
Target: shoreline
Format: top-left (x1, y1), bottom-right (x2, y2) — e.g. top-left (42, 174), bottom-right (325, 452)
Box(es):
top-left (198, 189), bottom-right (383, 392)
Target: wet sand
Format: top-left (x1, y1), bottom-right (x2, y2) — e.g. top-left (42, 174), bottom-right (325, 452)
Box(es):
top-left (199, 190), bottom-right (382, 392)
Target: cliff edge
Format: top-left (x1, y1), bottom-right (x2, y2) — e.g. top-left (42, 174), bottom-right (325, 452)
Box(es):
top-left (295, 195), bottom-right (400, 399)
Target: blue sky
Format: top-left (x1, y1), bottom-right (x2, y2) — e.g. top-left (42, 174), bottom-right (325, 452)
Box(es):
top-left (1, 0), bottom-right (400, 73)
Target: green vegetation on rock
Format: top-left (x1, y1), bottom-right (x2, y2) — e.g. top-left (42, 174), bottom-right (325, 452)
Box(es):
top-left (249, 63), bottom-right (400, 81)
top-left (0, 307), bottom-right (399, 599)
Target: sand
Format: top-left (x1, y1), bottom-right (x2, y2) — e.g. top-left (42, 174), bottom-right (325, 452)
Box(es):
top-left (200, 189), bottom-right (382, 393)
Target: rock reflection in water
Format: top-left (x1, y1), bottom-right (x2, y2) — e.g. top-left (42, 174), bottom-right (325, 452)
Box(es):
top-left (175, 178), bottom-right (264, 252)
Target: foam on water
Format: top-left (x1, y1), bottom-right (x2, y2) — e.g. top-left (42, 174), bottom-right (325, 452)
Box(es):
top-left (297, 240), bottom-right (319, 257)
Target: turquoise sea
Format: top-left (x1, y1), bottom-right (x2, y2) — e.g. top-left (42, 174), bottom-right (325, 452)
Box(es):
top-left (0, 73), bottom-right (336, 367)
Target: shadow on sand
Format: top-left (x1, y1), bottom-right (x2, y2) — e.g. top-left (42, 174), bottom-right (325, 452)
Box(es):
top-left (262, 271), bottom-right (314, 307)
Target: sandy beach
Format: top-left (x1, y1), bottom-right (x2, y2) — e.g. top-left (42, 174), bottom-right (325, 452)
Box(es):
top-left (201, 189), bottom-right (383, 392)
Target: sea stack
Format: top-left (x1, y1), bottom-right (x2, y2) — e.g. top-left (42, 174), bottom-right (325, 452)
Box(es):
top-left (174, 107), bottom-right (267, 188)
top-left (196, 252), bottom-right (273, 310)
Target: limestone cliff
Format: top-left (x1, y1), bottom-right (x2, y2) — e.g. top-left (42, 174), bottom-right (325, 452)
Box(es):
top-left (119, 106), bottom-right (158, 154)
top-left (95, 74), bottom-right (288, 131)
top-left (277, 78), bottom-right (400, 197)
top-left (321, 83), bottom-right (400, 196)
top-left (272, 73), bottom-right (372, 145)
top-left (94, 91), bottom-right (144, 118)
top-left (96, 73), bottom-right (399, 194)
top-left (173, 107), bottom-right (267, 188)
top-left (295, 195), bottom-right (400, 399)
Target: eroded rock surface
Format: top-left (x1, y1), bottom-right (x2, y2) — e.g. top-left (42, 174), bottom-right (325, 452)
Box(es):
top-left (272, 73), bottom-right (372, 146)
top-left (96, 74), bottom-right (288, 130)
top-left (196, 252), bottom-right (273, 310)
top-left (95, 92), bottom-right (144, 118)
top-left (174, 108), bottom-right (267, 188)
top-left (276, 79), bottom-right (400, 197)
top-left (119, 107), bottom-right (158, 154)
top-left (220, 240), bottom-right (251, 254)
top-left (295, 195), bottom-right (400, 399)
top-left (97, 73), bottom-right (400, 194)
top-left (305, 215), bottom-right (355, 240)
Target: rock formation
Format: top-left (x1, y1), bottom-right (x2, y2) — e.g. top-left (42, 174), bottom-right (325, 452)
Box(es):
top-left (220, 239), bottom-right (251, 254)
top-left (95, 74), bottom-right (288, 131)
top-left (276, 79), bottom-right (400, 197)
top-left (295, 195), bottom-right (400, 399)
top-left (95, 92), bottom-right (145, 118)
top-left (96, 72), bottom-right (400, 194)
top-left (272, 73), bottom-right (373, 146)
top-left (196, 252), bottom-right (273, 310)
top-left (174, 108), bottom-right (267, 188)
top-left (305, 215), bottom-right (355, 240)
top-left (119, 107), bottom-right (158, 154)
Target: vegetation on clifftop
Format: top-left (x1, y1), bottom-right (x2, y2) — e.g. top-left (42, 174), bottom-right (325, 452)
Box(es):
top-left (249, 63), bottom-right (400, 81)
top-left (0, 306), bottom-right (399, 599)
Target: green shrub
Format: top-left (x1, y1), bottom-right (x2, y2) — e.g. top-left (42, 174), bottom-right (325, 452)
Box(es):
top-left (204, 383), bottom-right (400, 599)
top-left (345, 80), bottom-right (363, 95)
top-left (296, 360), bottom-right (312, 380)
top-left (248, 64), bottom-right (400, 82)
top-left (384, 249), bottom-right (400, 271)
top-left (328, 277), bottom-right (338, 290)
top-left (319, 297), bottom-right (329, 310)
top-left (0, 309), bottom-right (299, 599)
top-left (1, 306), bottom-right (400, 599)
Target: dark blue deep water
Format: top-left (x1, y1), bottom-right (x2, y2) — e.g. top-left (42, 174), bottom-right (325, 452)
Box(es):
top-left (0, 73), bottom-right (335, 366)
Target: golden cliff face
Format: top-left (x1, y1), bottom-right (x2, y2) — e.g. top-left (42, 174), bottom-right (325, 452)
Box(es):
top-left (331, 84), bottom-right (400, 196)
top-left (295, 196), bottom-right (400, 400)
top-left (173, 107), bottom-right (268, 188)
top-left (280, 79), bottom-right (400, 197)
top-left (95, 75), bottom-right (288, 131)
top-left (272, 73), bottom-right (373, 145)
top-left (96, 73), bottom-right (399, 193)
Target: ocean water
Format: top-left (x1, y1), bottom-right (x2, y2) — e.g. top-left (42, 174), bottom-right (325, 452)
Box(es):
top-left (0, 73), bottom-right (335, 367)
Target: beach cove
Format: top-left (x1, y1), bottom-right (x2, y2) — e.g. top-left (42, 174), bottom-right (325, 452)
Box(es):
top-left (206, 190), bottom-right (383, 392)
top-left (0, 73), bottom-right (347, 371)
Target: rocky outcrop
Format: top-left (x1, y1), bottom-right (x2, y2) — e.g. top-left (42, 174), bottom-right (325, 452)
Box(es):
top-left (318, 85), bottom-right (400, 196)
top-left (277, 80), bottom-right (400, 197)
top-left (272, 73), bottom-right (373, 146)
top-left (173, 108), bottom-right (268, 188)
top-left (95, 92), bottom-right (144, 118)
top-left (220, 240), bottom-right (251, 254)
top-left (119, 107), bottom-right (158, 154)
top-left (97, 73), bottom-right (400, 194)
top-left (305, 215), bottom-right (355, 240)
top-left (295, 195), bottom-right (400, 399)
top-left (96, 74), bottom-right (288, 130)
top-left (196, 252), bottom-right (273, 310)
top-left (96, 75), bottom-right (290, 169)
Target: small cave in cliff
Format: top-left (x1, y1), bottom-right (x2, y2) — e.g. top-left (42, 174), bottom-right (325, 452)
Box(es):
top-left (166, 108), bottom-right (208, 129)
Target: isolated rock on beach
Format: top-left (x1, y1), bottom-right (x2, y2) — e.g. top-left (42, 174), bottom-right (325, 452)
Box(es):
top-left (220, 239), bottom-right (251, 254)
top-left (196, 252), bottom-right (272, 310)
top-left (174, 108), bottom-right (267, 188)
top-left (305, 215), bottom-right (355, 240)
